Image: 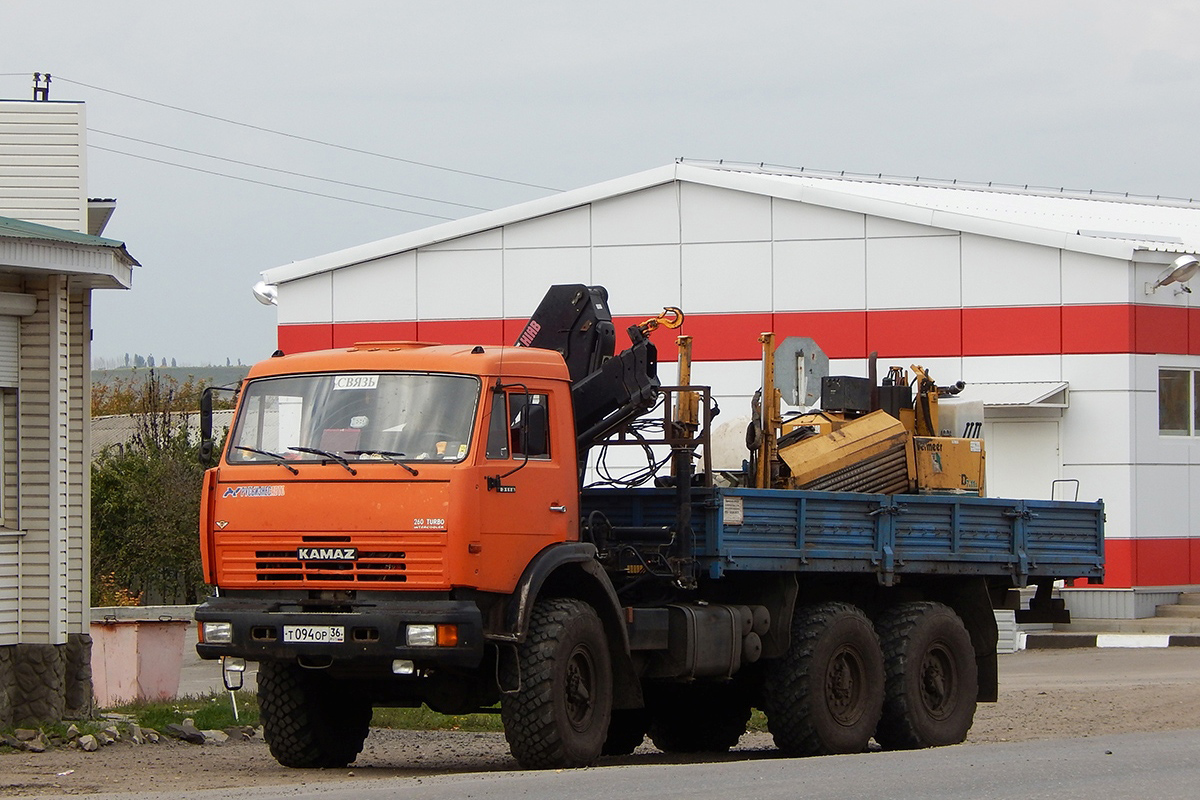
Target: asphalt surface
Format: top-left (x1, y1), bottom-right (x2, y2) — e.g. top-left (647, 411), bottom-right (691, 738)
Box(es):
top-left (28, 729), bottom-right (1200, 800)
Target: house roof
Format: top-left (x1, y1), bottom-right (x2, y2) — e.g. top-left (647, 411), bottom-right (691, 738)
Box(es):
top-left (0, 214), bottom-right (139, 289)
top-left (263, 161), bottom-right (1200, 285)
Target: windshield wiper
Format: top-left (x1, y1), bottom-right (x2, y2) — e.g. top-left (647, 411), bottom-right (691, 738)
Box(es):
top-left (345, 450), bottom-right (420, 476)
top-left (233, 446), bottom-right (299, 475)
top-left (288, 446), bottom-right (358, 475)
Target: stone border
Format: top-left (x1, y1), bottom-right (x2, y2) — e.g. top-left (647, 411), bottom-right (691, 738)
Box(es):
top-left (1023, 632), bottom-right (1200, 649)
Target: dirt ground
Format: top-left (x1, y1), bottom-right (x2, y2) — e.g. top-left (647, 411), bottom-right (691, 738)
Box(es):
top-left (5, 648), bottom-right (1200, 797)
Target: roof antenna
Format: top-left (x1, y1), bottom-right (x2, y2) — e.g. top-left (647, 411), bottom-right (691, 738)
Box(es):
top-left (32, 72), bottom-right (51, 101)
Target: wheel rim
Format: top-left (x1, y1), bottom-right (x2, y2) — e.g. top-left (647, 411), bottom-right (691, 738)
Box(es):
top-left (825, 643), bottom-right (868, 726)
top-left (919, 641), bottom-right (957, 721)
top-left (564, 643), bottom-right (596, 732)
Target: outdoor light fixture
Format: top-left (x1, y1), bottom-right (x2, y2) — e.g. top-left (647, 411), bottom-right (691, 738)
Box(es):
top-left (1146, 254), bottom-right (1200, 295)
top-left (252, 280), bottom-right (278, 306)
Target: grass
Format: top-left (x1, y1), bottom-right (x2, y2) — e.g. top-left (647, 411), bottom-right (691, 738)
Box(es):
top-left (108, 691), bottom-right (262, 731)
top-left (371, 705), bottom-right (504, 732)
top-left (101, 692), bottom-right (505, 733)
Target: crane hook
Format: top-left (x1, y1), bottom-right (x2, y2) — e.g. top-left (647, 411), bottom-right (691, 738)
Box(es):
top-left (637, 307), bottom-right (685, 335)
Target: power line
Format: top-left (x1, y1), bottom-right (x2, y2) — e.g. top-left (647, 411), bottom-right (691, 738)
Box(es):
top-left (56, 75), bottom-right (562, 192)
top-left (90, 129), bottom-right (491, 212)
top-left (91, 145), bottom-right (456, 220)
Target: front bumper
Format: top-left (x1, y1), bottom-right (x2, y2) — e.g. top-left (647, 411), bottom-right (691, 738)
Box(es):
top-left (194, 595), bottom-right (485, 669)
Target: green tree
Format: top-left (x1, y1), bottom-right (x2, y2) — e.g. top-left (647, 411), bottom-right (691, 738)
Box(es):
top-left (91, 371), bottom-right (215, 605)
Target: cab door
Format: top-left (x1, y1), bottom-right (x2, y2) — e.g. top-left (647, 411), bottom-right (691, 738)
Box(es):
top-left (472, 384), bottom-right (578, 592)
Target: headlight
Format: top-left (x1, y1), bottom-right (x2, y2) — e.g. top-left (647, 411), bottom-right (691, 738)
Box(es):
top-left (406, 624), bottom-right (437, 647)
top-left (202, 621), bottom-right (233, 644)
top-left (405, 623), bottom-right (459, 647)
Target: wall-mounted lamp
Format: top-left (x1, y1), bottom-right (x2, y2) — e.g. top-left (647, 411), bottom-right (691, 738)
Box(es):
top-left (1145, 254), bottom-right (1200, 295)
top-left (252, 280), bottom-right (278, 306)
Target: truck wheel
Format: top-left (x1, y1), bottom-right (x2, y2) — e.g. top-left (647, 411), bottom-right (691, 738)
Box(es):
top-left (602, 708), bottom-right (649, 755)
top-left (763, 602), bottom-right (884, 756)
top-left (258, 661), bottom-right (372, 768)
top-left (647, 682), bottom-right (751, 753)
top-left (500, 598), bottom-right (613, 768)
top-left (874, 601), bottom-right (978, 749)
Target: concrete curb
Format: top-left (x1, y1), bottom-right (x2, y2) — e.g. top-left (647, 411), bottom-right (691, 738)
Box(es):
top-left (1023, 632), bottom-right (1200, 649)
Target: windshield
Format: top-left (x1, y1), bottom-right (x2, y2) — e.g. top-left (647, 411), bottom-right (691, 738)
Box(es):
top-left (227, 372), bottom-right (480, 464)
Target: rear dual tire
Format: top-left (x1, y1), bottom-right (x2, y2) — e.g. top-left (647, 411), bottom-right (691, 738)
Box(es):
top-left (763, 602), bottom-right (885, 756)
top-left (874, 601), bottom-right (978, 749)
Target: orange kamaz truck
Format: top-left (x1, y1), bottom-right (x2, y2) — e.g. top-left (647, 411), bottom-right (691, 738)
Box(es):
top-left (195, 285), bottom-right (1103, 770)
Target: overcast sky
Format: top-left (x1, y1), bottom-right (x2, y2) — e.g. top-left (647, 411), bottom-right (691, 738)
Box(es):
top-left (5, 1), bottom-right (1199, 366)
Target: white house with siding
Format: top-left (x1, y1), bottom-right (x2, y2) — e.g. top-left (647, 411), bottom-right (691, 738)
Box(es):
top-left (0, 98), bottom-right (137, 725)
top-left (260, 160), bottom-right (1200, 616)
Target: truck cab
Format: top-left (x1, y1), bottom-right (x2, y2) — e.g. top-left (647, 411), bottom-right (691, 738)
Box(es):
top-left (197, 342), bottom-right (581, 676)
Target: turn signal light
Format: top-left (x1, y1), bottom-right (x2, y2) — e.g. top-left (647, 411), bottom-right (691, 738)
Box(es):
top-left (436, 624), bottom-right (458, 647)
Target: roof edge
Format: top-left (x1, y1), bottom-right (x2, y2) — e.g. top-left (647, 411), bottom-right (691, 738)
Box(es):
top-left (262, 163), bottom-right (681, 284)
top-left (678, 164), bottom-right (1137, 260)
top-left (262, 159), bottom-right (1160, 287)
top-left (0, 214), bottom-right (140, 267)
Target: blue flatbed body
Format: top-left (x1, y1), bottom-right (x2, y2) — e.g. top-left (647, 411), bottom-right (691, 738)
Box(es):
top-left (581, 487), bottom-right (1105, 587)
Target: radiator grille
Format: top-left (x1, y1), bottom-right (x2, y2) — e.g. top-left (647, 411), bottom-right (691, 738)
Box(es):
top-left (253, 550), bottom-right (408, 582)
top-left (216, 529), bottom-right (447, 588)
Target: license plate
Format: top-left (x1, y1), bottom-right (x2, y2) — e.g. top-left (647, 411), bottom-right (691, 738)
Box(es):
top-left (282, 625), bottom-right (345, 643)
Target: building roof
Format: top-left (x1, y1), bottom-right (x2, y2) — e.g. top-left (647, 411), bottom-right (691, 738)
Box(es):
top-left (263, 161), bottom-right (1200, 285)
top-left (0, 214), bottom-right (139, 289)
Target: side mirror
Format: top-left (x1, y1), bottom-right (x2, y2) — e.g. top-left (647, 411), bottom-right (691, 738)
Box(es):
top-left (199, 388), bottom-right (214, 466)
top-left (524, 403), bottom-right (548, 457)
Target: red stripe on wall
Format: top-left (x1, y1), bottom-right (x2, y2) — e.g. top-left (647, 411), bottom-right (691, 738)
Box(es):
top-left (675, 313), bottom-right (773, 362)
top-left (1132, 538), bottom-right (1194, 586)
top-left (773, 311), bottom-right (867, 359)
top-left (279, 303), bottom-right (1198, 362)
top-left (868, 309), bottom-right (962, 358)
top-left (1190, 309), bottom-right (1200, 355)
top-left (1135, 305), bottom-right (1189, 354)
top-left (1097, 539), bottom-right (1133, 588)
top-left (278, 323), bottom-right (333, 353)
top-left (964, 306), bottom-right (1061, 356)
top-left (1085, 537), bottom-right (1200, 588)
top-left (1062, 305), bottom-right (1134, 354)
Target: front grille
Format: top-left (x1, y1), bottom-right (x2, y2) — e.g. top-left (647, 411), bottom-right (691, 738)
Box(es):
top-left (254, 550), bottom-right (408, 583)
top-left (216, 530), bottom-right (446, 589)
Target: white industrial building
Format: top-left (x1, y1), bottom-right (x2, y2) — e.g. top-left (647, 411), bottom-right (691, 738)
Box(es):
top-left (260, 160), bottom-right (1200, 609)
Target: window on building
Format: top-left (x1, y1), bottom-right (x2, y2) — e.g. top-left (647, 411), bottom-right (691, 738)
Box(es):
top-left (1158, 368), bottom-right (1200, 436)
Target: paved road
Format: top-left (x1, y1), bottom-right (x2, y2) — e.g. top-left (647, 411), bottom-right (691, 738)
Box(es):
top-left (33, 728), bottom-right (1200, 800)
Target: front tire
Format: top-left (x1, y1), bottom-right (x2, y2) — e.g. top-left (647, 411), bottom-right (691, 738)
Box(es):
top-left (874, 601), bottom-right (978, 749)
top-left (500, 598), bottom-right (613, 768)
top-left (257, 661), bottom-right (372, 768)
top-left (763, 602), bottom-right (884, 756)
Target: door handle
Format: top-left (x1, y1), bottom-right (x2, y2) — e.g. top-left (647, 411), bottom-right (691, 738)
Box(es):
top-left (549, 505), bottom-right (567, 513)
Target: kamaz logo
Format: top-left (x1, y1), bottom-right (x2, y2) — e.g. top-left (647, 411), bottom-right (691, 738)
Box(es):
top-left (296, 547), bottom-right (358, 561)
